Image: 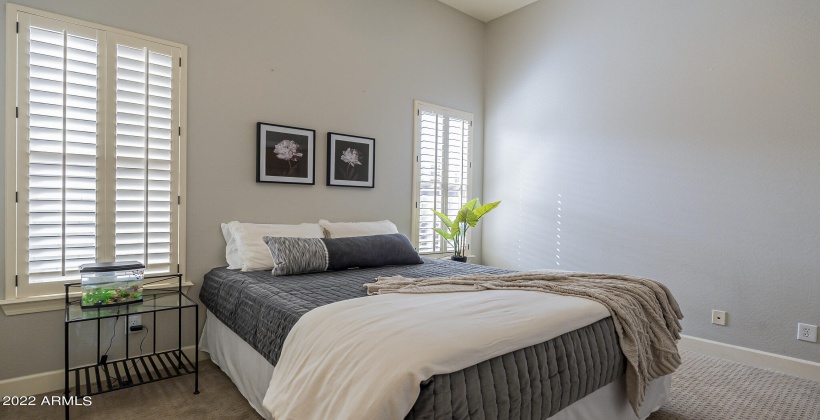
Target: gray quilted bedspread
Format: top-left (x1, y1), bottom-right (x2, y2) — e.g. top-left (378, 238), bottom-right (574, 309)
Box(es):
top-left (199, 258), bottom-right (625, 419)
top-left (200, 257), bottom-right (510, 365)
top-left (405, 317), bottom-right (624, 419)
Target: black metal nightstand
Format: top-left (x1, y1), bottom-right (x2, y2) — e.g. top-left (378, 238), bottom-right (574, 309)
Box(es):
top-left (63, 274), bottom-right (198, 419)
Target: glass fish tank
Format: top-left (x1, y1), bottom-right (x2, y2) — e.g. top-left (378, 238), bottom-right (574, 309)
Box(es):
top-left (80, 261), bottom-right (145, 308)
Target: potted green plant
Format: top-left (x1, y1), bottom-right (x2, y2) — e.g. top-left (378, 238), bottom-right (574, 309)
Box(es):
top-left (433, 198), bottom-right (501, 262)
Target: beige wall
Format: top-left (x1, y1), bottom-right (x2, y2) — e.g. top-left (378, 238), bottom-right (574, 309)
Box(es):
top-left (0, 0), bottom-right (485, 380)
top-left (484, 0), bottom-right (820, 361)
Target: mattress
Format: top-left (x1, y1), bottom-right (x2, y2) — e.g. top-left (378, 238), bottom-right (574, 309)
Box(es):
top-left (199, 258), bottom-right (652, 419)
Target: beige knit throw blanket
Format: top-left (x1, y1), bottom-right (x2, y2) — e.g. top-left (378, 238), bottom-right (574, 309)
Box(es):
top-left (365, 271), bottom-right (684, 415)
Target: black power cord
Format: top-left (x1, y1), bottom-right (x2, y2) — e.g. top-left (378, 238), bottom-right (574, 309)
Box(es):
top-left (118, 325), bottom-right (150, 388)
top-left (99, 316), bottom-right (120, 365)
top-left (99, 316), bottom-right (151, 388)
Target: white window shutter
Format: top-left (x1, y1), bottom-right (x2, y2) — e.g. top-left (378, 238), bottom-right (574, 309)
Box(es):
top-left (445, 116), bottom-right (470, 226)
top-left (9, 10), bottom-right (185, 299)
top-left (110, 35), bottom-right (180, 275)
top-left (412, 101), bottom-right (473, 255)
top-left (16, 13), bottom-right (102, 296)
top-left (417, 111), bottom-right (443, 253)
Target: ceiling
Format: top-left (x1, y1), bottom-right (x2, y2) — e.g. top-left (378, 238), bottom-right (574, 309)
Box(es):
top-left (436, 0), bottom-right (540, 22)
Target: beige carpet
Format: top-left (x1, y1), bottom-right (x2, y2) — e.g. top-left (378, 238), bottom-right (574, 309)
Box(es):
top-left (1, 350), bottom-right (818, 419)
top-left (0, 359), bottom-right (262, 420)
top-left (648, 351), bottom-right (820, 420)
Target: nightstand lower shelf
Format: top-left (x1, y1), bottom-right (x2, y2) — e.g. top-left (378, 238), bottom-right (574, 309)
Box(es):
top-left (69, 349), bottom-right (196, 397)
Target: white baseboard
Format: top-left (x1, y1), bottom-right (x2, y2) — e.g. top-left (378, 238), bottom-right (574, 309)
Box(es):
top-left (679, 334), bottom-right (820, 381)
top-left (0, 369), bottom-right (67, 397)
top-left (0, 346), bottom-right (205, 397)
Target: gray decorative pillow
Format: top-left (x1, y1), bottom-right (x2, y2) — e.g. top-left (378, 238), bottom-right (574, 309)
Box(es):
top-left (263, 237), bottom-right (329, 276)
top-left (262, 233), bottom-right (423, 276)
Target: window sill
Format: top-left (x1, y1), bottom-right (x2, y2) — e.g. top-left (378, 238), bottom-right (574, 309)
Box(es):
top-left (421, 253), bottom-right (474, 260)
top-left (0, 281), bottom-right (194, 316)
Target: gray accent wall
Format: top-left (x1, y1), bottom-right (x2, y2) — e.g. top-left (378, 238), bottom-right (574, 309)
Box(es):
top-left (0, 0), bottom-right (485, 381)
top-left (483, 0), bottom-right (819, 361)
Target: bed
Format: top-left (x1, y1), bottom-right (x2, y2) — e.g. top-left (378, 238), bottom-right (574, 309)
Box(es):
top-left (199, 257), bottom-right (672, 419)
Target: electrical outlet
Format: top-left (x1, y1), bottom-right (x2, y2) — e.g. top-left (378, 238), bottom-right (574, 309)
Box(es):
top-left (711, 310), bottom-right (727, 326)
top-left (127, 315), bottom-right (142, 334)
top-left (797, 323), bottom-right (817, 343)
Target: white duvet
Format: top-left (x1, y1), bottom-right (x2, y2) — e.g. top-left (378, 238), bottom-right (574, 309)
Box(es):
top-left (262, 289), bottom-right (611, 420)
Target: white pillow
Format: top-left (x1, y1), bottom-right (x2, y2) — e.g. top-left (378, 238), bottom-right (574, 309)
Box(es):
top-left (230, 222), bottom-right (325, 271)
top-left (221, 222), bottom-right (243, 269)
top-left (318, 219), bottom-right (399, 238)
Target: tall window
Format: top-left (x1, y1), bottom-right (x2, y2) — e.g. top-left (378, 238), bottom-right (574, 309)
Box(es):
top-left (5, 6), bottom-right (187, 299)
top-left (411, 100), bottom-right (473, 255)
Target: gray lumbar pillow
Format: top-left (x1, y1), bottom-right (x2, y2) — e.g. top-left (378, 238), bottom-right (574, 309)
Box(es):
top-left (263, 233), bottom-right (423, 276)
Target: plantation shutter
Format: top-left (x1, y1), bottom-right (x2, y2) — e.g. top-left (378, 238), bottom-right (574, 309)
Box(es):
top-left (15, 14), bottom-right (103, 296)
top-left (444, 116), bottom-right (470, 241)
top-left (108, 34), bottom-right (180, 275)
top-left (9, 7), bottom-right (186, 299)
top-left (416, 110), bottom-right (443, 253)
top-left (412, 101), bottom-right (472, 255)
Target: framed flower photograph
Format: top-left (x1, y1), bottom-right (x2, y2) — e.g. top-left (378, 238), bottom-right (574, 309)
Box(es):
top-left (257, 122), bottom-right (315, 185)
top-left (327, 132), bottom-right (375, 188)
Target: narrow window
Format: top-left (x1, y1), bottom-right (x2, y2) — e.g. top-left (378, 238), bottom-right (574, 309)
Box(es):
top-left (411, 100), bottom-right (473, 255)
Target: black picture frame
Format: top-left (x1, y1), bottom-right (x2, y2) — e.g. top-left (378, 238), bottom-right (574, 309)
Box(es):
top-left (326, 132), bottom-right (375, 188)
top-left (256, 122), bottom-right (316, 185)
